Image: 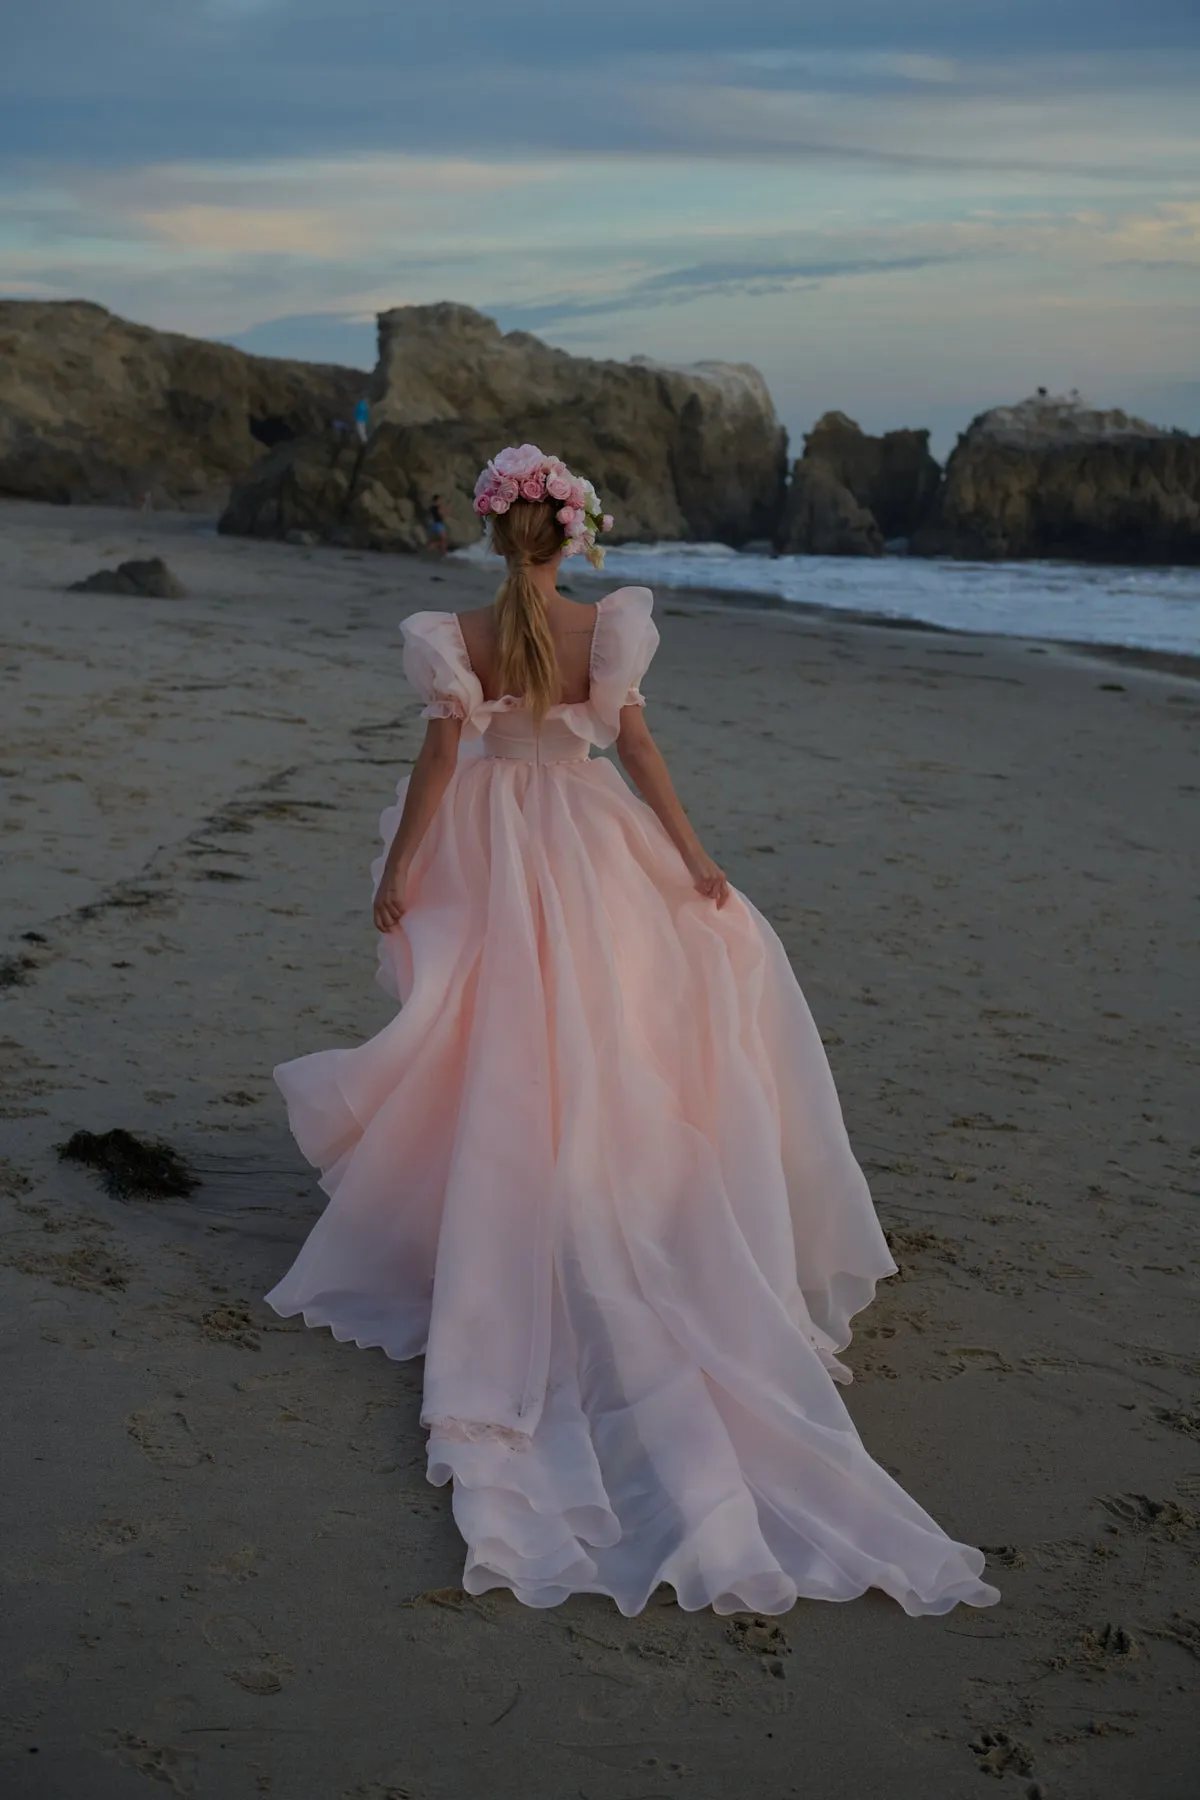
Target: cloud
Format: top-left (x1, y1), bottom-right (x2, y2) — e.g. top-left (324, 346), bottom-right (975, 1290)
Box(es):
top-left (491, 254), bottom-right (960, 330)
top-left (135, 204), bottom-right (349, 256)
top-left (1, 3), bottom-right (1197, 169)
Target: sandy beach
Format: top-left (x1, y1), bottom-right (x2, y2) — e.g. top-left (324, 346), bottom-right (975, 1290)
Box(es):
top-left (2, 498), bottom-right (1198, 1800)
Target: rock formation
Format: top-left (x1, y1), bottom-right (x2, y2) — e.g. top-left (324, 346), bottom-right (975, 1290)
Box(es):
top-left (774, 460), bottom-right (884, 557)
top-left (220, 302), bottom-right (788, 550)
top-left (0, 300), bottom-right (366, 509)
top-left (800, 412), bottom-right (941, 541)
top-left (219, 420), bottom-right (501, 554)
top-left (774, 412), bottom-right (941, 555)
top-left (912, 393), bottom-right (1200, 564)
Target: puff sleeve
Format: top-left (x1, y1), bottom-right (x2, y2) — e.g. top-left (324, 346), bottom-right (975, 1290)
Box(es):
top-left (400, 611), bottom-right (485, 734)
top-left (583, 587), bottom-right (659, 746)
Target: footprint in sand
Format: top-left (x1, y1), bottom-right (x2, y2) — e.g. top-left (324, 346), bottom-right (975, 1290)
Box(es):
top-left (226, 1653), bottom-right (293, 1696)
top-left (1079, 1622), bottom-right (1141, 1665)
top-left (195, 1301), bottom-right (262, 1351)
top-left (980, 1543), bottom-right (1027, 1570)
top-left (126, 1404), bottom-right (212, 1470)
top-left (205, 1543), bottom-right (261, 1582)
top-left (1154, 1405), bottom-right (1200, 1440)
top-left (969, 1730), bottom-right (1035, 1779)
top-left (1099, 1492), bottom-right (1198, 1541)
top-left (726, 1615), bottom-right (792, 1678)
top-left (109, 1731), bottom-right (197, 1798)
top-left (200, 1612), bottom-right (294, 1695)
top-left (1147, 1613), bottom-right (1200, 1659)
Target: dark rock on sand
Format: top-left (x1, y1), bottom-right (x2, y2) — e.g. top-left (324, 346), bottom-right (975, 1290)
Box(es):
top-left (57, 1128), bottom-right (199, 1201)
top-left (220, 302), bottom-right (788, 552)
top-left (0, 300), bottom-right (366, 510)
top-left (913, 393), bottom-right (1200, 563)
top-left (69, 556), bottom-right (187, 598)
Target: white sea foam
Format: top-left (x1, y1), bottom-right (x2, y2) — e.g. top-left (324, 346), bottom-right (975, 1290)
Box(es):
top-left (592, 545), bottom-right (1200, 658)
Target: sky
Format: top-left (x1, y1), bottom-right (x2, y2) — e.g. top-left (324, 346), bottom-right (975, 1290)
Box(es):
top-left (1, 2), bottom-right (1197, 457)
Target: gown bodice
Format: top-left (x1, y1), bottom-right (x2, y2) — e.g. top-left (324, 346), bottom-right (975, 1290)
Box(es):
top-left (400, 586), bottom-right (658, 764)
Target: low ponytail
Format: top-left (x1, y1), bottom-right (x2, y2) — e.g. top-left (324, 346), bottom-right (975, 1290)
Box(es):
top-left (495, 561), bottom-right (558, 723)
top-left (489, 499), bottom-right (566, 723)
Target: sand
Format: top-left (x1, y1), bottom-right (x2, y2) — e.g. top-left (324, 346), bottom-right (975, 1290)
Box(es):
top-left (1, 499), bottom-right (1198, 1800)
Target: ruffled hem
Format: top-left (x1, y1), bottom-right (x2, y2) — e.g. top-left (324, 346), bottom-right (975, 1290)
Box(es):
top-left (425, 1370), bottom-right (1001, 1619)
top-left (265, 1272), bottom-right (999, 1620)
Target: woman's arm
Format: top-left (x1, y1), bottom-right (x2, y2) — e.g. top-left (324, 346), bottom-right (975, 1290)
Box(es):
top-left (373, 716), bottom-right (462, 931)
top-left (615, 707), bottom-right (729, 908)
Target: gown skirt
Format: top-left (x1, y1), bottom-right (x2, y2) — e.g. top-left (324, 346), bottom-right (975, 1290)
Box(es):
top-left (266, 590), bottom-right (1000, 1617)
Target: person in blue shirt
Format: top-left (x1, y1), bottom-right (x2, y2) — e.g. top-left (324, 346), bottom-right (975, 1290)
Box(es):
top-left (427, 494), bottom-right (448, 555)
top-left (354, 397), bottom-right (370, 444)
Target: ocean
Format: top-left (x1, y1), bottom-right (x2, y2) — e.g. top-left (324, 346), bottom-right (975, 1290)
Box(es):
top-left (584, 544), bottom-right (1200, 660)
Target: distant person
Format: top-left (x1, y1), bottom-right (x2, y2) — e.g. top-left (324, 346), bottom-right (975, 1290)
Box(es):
top-left (426, 493), bottom-right (447, 555)
top-left (354, 397), bottom-right (370, 444)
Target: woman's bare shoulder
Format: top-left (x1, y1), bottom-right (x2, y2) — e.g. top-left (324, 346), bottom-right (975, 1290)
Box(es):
top-left (454, 605), bottom-right (495, 645)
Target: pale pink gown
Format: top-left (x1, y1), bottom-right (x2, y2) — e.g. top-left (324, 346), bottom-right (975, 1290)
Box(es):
top-left (267, 585), bottom-right (1000, 1617)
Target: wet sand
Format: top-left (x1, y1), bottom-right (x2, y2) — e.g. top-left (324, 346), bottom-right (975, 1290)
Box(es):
top-left (1, 499), bottom-right (1198, 1800)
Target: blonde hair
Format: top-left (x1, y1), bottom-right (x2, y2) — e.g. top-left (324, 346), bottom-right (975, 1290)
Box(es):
top-left (490, 500), bottom-right (563, 722)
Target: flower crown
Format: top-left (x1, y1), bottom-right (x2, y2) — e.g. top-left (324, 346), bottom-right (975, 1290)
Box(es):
top-left (473, 443), bottom-right (614, 570)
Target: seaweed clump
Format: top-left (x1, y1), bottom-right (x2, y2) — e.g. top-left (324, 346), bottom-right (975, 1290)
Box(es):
top-left (57, 1129), bottom-right (199, 1201)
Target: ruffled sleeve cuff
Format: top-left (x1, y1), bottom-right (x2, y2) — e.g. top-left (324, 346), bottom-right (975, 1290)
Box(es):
top-left (581, 587), bottom-right (658, 747)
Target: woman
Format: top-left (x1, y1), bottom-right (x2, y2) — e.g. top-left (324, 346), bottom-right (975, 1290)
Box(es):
top-left (267, 445), bottom-right (1000, 1619)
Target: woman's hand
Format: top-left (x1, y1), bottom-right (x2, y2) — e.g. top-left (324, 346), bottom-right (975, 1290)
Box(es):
top-left (373, 861), bottom-right (409, 933)
top-left (686, 852), bottom-right (730, 909)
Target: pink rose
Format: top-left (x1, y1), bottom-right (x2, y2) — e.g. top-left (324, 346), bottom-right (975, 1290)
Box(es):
top-left (498, 475), bottom-right (519, 504)
top-left (601, 514), bottom-right (613, 532)
top-left (489, 494), bottom-right (510, 514)
top-left (519, 471), bottom-right (546, 501)
top-left (494, 442), bottom-right (544, 480)
top-left (546, 473), bottom-right (571, 501)
top-left (473, 493), bottom-right (491, 516)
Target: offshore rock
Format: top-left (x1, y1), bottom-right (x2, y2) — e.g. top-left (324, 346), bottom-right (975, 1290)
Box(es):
top-left (913, 393), bottom-right (1200, 563)
top-left (221, 302), bottom-right (788, 550)
top-left (774, 459), bottom-right (884, 557)
top-left (801, 412), bottom-right (941, 540)
top-left (774, 412), bottom-right (940, 556)
top-left (0, 300), bottom-right (366, 509)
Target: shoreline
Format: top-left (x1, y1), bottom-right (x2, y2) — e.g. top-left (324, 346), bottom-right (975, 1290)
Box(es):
top-left (571, 567), bottom-right (1200, 683)
top-left (3, 496), bottom-right (1196, 676)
